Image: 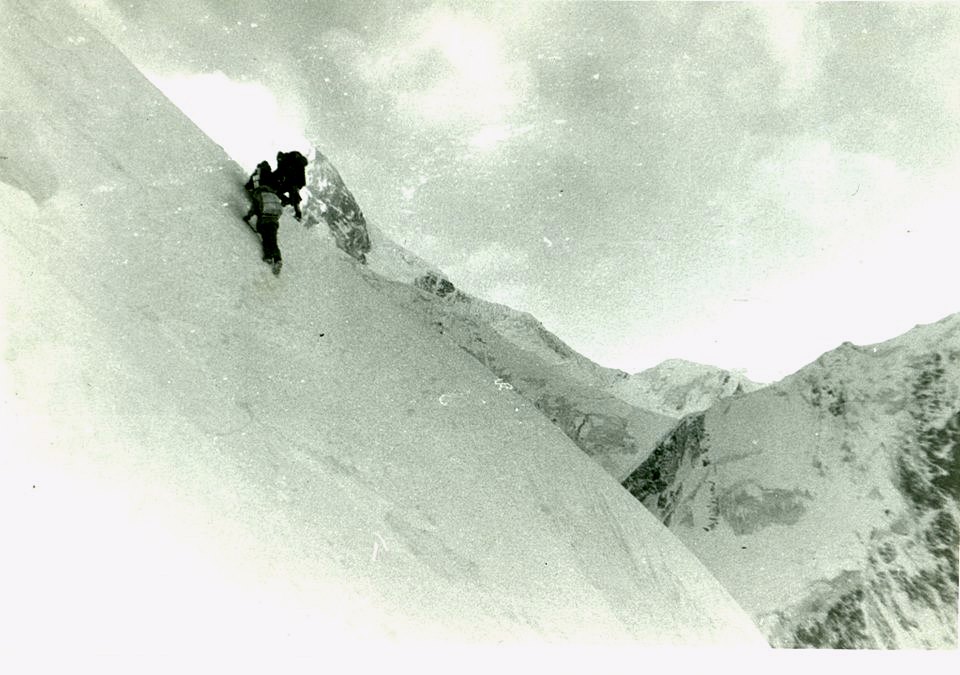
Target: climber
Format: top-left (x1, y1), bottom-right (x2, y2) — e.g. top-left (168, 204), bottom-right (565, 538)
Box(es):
top-left (243, 182), bottom-right (284, 275)
top-left (274, 150), bottom-right (308, 220)
top-left (244, 160), bottom-right (274, 192)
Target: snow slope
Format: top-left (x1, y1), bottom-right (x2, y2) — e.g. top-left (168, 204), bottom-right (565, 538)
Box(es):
top-left (0, 1), bottom-right (765, 656)
top-left (361, 246), bottom-right (678, 481)
top-left (623, 316), bottom-right (960, 648)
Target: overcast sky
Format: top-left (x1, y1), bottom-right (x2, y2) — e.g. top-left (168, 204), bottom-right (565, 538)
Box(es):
top-left (75, 1), bottom-right (960, 381)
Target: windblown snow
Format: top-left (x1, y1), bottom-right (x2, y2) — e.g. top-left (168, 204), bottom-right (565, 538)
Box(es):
top-left (0, 1), bottom-right (765, 656)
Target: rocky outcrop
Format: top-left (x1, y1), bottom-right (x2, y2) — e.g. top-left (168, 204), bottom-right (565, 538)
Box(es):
top-left (302, 149), bottom-right (370, 263)
top-left (414, 271), bottom-right (458, 299)
top-left (622, 414), bottom-right (708, 526)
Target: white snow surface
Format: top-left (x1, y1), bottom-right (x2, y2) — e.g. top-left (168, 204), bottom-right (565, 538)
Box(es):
top-left (363, 226), bottom-right (678, 480)
top-left (0, 1), bottom-right (765, 657)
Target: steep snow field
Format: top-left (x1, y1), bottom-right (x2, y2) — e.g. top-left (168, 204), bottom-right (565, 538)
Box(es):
top-left (361, 230), bottom-right (678, 481)
top-left (0, 1), bottom-right (765, 658)
top-left (624, 317), bottom-right (960, 648)
top-left (365, 211), bottom-right (960, 649)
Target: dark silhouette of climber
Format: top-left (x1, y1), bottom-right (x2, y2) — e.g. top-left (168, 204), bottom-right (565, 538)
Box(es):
top-left (243, 181), bottom-right (284, 276)
top-left (274, 150), bottom-right (308, 220)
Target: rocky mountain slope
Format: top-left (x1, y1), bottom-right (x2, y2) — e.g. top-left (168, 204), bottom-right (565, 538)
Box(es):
top-left (623, 316), bottom-right (960, 648)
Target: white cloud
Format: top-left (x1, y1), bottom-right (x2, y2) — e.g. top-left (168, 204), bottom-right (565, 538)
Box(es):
top-left (752, 3), bottom-right (824, 101)
top-left (755, 138), bottom-right (910, 255)
top-left (593, 142), bottom-right (960, 382)
top-left (468, 125), bottom-right (513, 151)
top-left (146, 71), bottom-right (310, 170)
top-left (711, 147), bottom-right (959, 380)
top-left (348, 7), bottom-right (529, 128)
top-left (466, 123), bottom-right (534, 153)
top-left (441, 241), bottom-right (531, 303)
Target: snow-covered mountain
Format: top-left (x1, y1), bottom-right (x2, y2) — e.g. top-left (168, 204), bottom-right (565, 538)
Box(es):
top-left (364, 218), bottom-right (959, 649)
top-left (0, 1), bottom-right (766, 657)
top-left (283, 133), bottom-right (679, 482)
top-left (609, 359), bottom-right (763, 419)
top-left (361, 230), bottom-right (771, 480)
top-left (622, 316), bottom-right (960, 648)
top-left (359, 250), bottom-right (678, 482)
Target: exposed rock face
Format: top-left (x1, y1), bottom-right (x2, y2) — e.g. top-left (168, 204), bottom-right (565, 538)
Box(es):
top-left (622, 317), bottom-right (960, 648)
top-left (414, 272), bottom-right (458, 299)
top-left (302, 149), bottom-right (370, 262)
top-left (623, 414), bottom-right (708, 527)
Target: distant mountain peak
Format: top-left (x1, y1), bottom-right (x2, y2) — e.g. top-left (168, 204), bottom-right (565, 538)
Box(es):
top-left (608, 359), bottom-right (762, 418)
